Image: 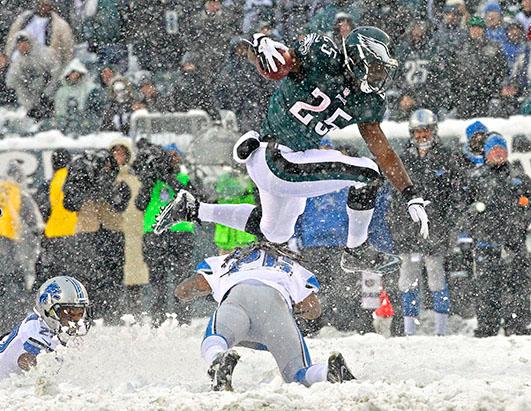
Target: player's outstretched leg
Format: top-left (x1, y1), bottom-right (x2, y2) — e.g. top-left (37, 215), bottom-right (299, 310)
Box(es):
top-left (326, 352), bottom-right (356, 383)
top-left (208, 350), bottom-right (240, 391)
top-left (340, 183), bottom-right (400, 275)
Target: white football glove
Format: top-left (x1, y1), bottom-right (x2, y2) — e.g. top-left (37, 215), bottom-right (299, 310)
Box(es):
top-left (249, 33), bottom-right (289, 73)
top-left (407, 197), bottom-right (430, 239)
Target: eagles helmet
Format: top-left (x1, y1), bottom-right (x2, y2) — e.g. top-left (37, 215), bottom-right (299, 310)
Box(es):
top-left (408, 108), bottom-right (438, 149)
top-left (35, 276), bottom-right (91, 341)
top-left (342, 26), bottom-right (399, 94)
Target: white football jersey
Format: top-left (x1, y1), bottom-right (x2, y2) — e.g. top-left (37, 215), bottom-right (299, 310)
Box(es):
top-left (197, 249), bottom-right (320, 306)
top-left (0, 312), bottom-right (59, 380)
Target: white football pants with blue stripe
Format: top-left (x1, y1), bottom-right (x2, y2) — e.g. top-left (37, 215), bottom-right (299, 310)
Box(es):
top-left (201, 282), bottom-right (327, 386)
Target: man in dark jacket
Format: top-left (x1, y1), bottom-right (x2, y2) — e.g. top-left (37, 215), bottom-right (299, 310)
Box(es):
top-left (390, 20), bottom-right (438, 121)
top-left (453, 16), bottom-right (507, 118)
top-left (387, 109), bottom-right (461, 336)
top-left (215, 37), bottom-right (275, 131)
top-left (62, 149), bottom-right (131, 324)
top-left (460, 134), bottom-right (530, 337)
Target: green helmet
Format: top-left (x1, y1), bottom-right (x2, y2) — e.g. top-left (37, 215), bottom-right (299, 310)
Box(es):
top-left (341, 26), bottom-right (399, 94)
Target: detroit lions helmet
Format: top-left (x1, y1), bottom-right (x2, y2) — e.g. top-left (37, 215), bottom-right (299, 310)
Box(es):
top-left (342, 26), bottom-right (399, 94)
top-left (35, 276), bottom-right (91, 340)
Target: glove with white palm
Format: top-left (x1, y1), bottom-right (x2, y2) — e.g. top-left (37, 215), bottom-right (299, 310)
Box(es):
top-left (247, 33), bottom-right (289, 73)
top-left (403, 187), bottom-right (430, 239)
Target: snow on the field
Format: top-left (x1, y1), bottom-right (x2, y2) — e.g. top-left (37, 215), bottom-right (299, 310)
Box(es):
top-left (0, 319), bottom-right (529, 411)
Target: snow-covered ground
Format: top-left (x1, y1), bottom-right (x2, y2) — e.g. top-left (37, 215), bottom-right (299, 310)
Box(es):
top-left (1, 318), bottom-right (530, 411)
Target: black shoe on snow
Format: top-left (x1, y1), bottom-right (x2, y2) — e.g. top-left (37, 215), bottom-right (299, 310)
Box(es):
top-left (340, 243), bottom-right (400, 275)
top-left (153, 189), bottom-right (198, 234)
top-left (327, 352), bottom-right (355, 383)
top-left (208, 350), bottom-right (240, 391)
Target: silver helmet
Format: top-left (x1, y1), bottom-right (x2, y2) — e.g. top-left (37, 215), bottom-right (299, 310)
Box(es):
top-left (408, 108), bottom-right (438, 150)
top-left (35, 276), bottom-right (91, 341)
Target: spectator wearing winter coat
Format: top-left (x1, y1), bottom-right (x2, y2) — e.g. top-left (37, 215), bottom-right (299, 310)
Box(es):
top-left (458, 134), bottom-right (529, 337)
top-left (387, 109), bottom-right (460, 336)
top-left (68, 0), bottom-right (128, 70)
top-left (100, 76), bottom-right (136, 135)
top-left (429, 4), bottom-right (469, 116)
top-left (131, 71), bottom-right (171, 113)
top-left (6, 31), bottom-right (60, 120)
top-left (0, 0), bottom-right (26, 106)
top-left (0, 161), bottom-right (44, 333)
top-left (188, 1), bottom-right (239, 83)
top-left (390, 19), bottom-right (438, 121)
top-left (215, 37), bottom-right (275, 131)
top-left (171, 52), bottom-right (219, 119)
top-left (33, 148), bottom-right (76, 286)
top-left (242, 0), bottom-right (278, 34)
top-left (453, 16), bottom-right (507, 118)
top-left (305, 0), bottom-right (364, 38)
top-left (109, 138), bottom-right (150, 320)
top-left (126, 0), bottom-right (198, 75)
top-left (4, 0), bottom-right (74, 68)
top-left (484, 2), bottom-right (506, 45)
top-left (275, 0), bottom-right (314, 42)
top-left (509, 25), bottom-right (531, 107)
top-left (63, 149), bottom-right (131, 324)
top-left (516, 0), bottom-right (531, 33)
top-left (330, 12), bottom-right (354, 45)
top-left (135, 143), bottom-right (199, 326)
top-left (501, 19), bottom-right (526, 69)
top-left (54, 58), bottom-right (105, 136)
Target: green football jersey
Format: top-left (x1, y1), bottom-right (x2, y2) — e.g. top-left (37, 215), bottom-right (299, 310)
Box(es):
top-left (260, 33), bottom-right (386, 151)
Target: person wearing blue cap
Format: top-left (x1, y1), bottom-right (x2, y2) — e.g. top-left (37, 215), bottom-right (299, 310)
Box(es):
top-left (484, 2), bottom-right (506, 44)
top-left (464, 120), bottom-right (489, 166)
top-left (457, 132), bottom-right (531, 336)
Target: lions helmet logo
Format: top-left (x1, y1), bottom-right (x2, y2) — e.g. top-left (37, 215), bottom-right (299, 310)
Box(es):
top-left (39, 281), bottom-right (62, 304)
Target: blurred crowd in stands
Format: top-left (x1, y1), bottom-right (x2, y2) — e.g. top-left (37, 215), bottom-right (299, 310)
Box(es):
top-left (0, 0), bottom-right (531, 134)
top-left (0, 0), bottom-right (530, 338)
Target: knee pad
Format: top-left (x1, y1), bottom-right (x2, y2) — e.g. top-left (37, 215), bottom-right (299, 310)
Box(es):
top-left (432, 286), bottom-right (450, 314)
top-left (402, 289), bottom-right (420, 317)
top-left (233, 131), bottom-right (260, 163)
top-left (347, 177), bottom-right (383, 210)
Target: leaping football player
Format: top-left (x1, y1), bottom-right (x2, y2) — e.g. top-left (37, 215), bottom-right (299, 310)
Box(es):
top-left (155, 26), bottom-right (429, 275)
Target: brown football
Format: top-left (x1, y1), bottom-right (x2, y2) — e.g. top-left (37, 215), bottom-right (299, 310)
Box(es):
top-left (256, 49), bottom-right (293, 81)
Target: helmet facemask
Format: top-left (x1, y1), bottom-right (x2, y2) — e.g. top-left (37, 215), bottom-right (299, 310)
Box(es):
top-left (50, 304), bottom-right (91, 343)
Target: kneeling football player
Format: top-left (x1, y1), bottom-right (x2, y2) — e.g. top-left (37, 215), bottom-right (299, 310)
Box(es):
top-left (0, 276), bottom-right (91, 380)
top-left (175, 245), bottom-right (355, 391)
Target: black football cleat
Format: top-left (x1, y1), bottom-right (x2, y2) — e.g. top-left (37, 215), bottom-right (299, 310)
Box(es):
top-left (340, 242), bottom-right (401, 275)
top-left (327, 352), bottom-right (355, 383)
top-left (153, 189), bottom-right (199, 234)
top-left (208, 350), bottom-right (240, 391)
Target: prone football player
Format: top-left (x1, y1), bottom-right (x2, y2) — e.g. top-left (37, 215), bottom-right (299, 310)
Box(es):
top-left (175, 245), bottom-right (355, 391)
top-left (0, 276), bottom-right (91, 380)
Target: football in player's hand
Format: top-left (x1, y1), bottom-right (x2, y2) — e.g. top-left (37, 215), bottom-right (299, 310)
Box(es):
top-left (256, 49), bottom-right (293, 80)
